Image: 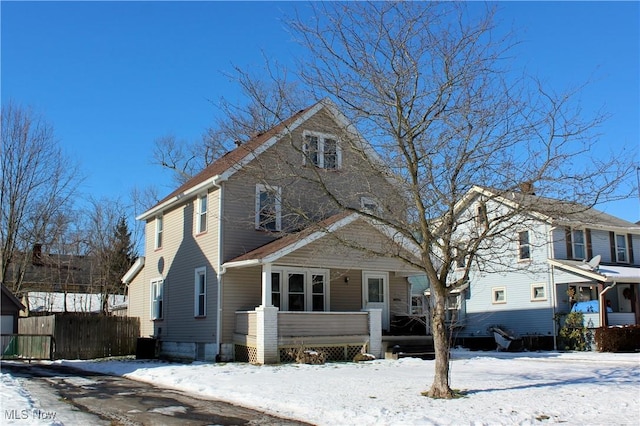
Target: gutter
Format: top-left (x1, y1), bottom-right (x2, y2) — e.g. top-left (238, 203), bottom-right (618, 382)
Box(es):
top-left (136, 176), bottom-right (224, 221)
top-left (214, 179), bottom-right (225, 361)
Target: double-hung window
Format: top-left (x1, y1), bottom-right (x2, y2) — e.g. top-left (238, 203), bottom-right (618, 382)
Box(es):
top-left (518, 230), bottom-right (531, 260)
top-left (255, 184), bottom-right (281, 231)
top-left (154, 216), bottom-right (163, 249)
top-left (571, 229), bottom-right (586, 260)
top-left (194, 267), bottom-right (206, 317)
top-left (615, 234), bottom-right (628, 263)
top-left (303, 131), bottom-right (341, 170)
top-left (150, 279), bottom-right (164, 320)
top-left (196, 194), bottom-right (207, 234)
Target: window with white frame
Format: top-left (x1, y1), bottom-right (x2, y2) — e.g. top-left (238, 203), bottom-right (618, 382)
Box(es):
top-left (518, 230), bottom-right (531, 260)
top-left (303, 131), bottom-right (342, 169)
top-left (255, 184), bottom-right (281, 231)
top-left (271, 272), bottom-right (281, 308)
top-left (194, 267), bottom-right (206, 317)
top-left (615, 234), bottom-right (628, 263)
top-left (492, 287), bottom-right (506, 304)
top-left (150, 279), bottom-right (164, 320)
top-left (455, 244), bottom-right (466, 269)
top-left (196, 194), bottom-right (207, 234)
top-left (271, 268), bottom-right (328, 311)
top-left (476, 203), bottom-right (487, 228)
top-left (154, 216), bottom-right (163, 249)
top-left (571, 229), bottom-right (586, 260)
top-left (531, 283), bottom-right (546, 301)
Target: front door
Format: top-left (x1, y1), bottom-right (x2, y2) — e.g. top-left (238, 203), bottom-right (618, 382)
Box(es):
top-left (363, 271), bottom-right (389, 331)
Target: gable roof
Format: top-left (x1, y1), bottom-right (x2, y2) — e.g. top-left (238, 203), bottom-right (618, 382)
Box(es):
top-left (465, 185), bottom-right (639, 233)
top-left (1, 283), bottom-right (26, 311)
top-left (138, 98), bottom-right (376, 221)
top-left (222, 211), bottom-right (420, 270)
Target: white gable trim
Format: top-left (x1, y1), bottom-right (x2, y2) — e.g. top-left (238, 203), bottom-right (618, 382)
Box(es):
top-left (222, 214), bottom-right (360, 270)
top-left (122, 257), bottom-right (145, 284)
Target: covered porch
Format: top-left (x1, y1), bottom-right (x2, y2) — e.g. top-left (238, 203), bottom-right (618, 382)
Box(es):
top-left (549, 258), bottom-right (640, 328)
top-left (221, 214), bottom-right (424, 363)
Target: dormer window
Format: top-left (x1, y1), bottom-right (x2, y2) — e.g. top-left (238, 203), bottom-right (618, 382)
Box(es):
top-left (303, 131), bottom-right (342, 170)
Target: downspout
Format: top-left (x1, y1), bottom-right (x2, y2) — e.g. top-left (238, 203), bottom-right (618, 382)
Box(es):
top-left (548, 225), bottom-right (558, 350)
top-left (214, 178), bottom-right (225, 361)
top-left (599, 282), bottom-right (618, 328)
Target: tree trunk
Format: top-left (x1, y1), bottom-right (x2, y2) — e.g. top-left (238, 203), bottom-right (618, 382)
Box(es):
top-left (426, 285), bottom-right (454, 398)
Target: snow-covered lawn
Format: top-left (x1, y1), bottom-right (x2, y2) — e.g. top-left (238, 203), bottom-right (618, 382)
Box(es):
top-left (2, 350), bottom-right (639, 425)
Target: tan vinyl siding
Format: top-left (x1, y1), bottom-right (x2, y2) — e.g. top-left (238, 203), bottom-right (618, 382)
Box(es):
top-left (221, 267), bottom-right (262, 344)
top-left (329, 270), bottom-right (362, 312)
top-left (143, 188), bottom-right (220, 344)
top-left (126, 267), bottom-right (154, 337)
top-left (278, 312), bottom-right (368, 336)
top-left (276, 220), bottom-right (417, 274)
top-left (389, 274), bottom-right (411, 316)
top-left (221, 108), bottom-right (404, 263)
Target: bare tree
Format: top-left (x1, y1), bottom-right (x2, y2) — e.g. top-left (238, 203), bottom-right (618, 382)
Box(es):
top-left (224, 2), bottom-right (633, 398)
top-left (83, 198), bottom-right (136, 314)
top-left (1, 101), bottom-right (82, 294)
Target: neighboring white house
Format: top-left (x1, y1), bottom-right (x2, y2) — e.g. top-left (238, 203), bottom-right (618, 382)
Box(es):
top-left (439, 186), bottom-right (640, 350)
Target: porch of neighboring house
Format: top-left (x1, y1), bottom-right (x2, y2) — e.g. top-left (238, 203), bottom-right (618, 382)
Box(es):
top-left (549, 258), bottom-right (640, 330)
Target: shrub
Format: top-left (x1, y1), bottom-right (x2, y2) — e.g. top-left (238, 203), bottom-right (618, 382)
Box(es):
top-left (558, 312), bottom-right (592, 351)
top-left (595, 325), bottom-right (640, 352)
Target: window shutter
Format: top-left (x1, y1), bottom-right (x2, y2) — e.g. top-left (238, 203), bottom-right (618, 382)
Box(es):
top-left (609, 231), bottom-right (616, 262)
top-left (628, 234), bottom-right (635, 264)
top-left (565, 228), bottom-right (573, 259)
top-left (585, 228), bottom-right (592, 260)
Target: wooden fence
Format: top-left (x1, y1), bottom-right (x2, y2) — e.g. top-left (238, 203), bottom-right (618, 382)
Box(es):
top-left (18, 314), bottom-right (140, 359)
top-left (1, 334), bottom-right (54, 360)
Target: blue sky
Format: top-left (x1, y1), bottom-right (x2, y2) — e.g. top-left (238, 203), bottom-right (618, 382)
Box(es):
top-left (2, 1), bottom-right (639, 222)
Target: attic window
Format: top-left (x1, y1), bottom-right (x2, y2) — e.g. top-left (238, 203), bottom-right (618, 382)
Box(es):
top-left (303, 131), bottom-right (342, 169)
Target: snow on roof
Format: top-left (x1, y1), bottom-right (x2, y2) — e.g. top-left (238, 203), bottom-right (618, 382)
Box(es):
top-left (548, 258), bottom-right (640, 283)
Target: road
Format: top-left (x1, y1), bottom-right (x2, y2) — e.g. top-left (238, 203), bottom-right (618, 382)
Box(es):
top-left (2, 362), bottom-right (312, 426)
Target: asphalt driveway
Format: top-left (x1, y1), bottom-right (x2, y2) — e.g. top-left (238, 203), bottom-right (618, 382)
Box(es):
top-left (2, 362), bottom-right (311, 426)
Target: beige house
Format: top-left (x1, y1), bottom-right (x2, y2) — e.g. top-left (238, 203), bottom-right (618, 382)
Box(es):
top-left (124, 99), bottom-right (423, 363)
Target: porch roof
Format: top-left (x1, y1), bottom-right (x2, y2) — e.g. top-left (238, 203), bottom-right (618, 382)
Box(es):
top-left (222, 212), bottom-right (421, 272)
top-left (548, 258), bottom-right (640, 283)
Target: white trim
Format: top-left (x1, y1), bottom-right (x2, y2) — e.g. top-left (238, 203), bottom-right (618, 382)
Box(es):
top-left (150, 278), bottom-right (164, 320)
top-left (614, 233), bottom-right (629, 263)
top-left (255, 184), bottom-right (282, 231)
top-left (492, 286), bottom-right (506, 304)
top-left (122, 257), bottom-right (145, 284)
top-left (154, 216), bottom-right (163, 250)
top-left (362, 271), bottom-right (390, 330)
top-left (194, 267), bottom-right (206, 317)
top-left (530, 283), bottom-right (547, 301)
top-left (270, 266), bottom-right (330, 312)
top-left (302, 130), bottom-right (342, 169)
top-left (196, 193), bottom-right (208, 234)
top-left (223, 213), bottom-right (360, 269)
top-left (137, 176), bottom-right (224, 221)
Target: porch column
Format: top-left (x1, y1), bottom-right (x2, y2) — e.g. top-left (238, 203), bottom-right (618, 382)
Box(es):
top-left (255, 305), bottom-right (278, 364)
top-left (261, 263), bottom-right (272, 307)
top-left (366, 308), bottom-right (382, 358)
